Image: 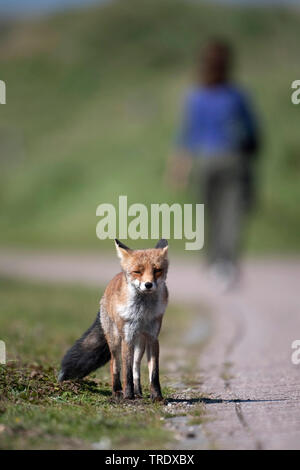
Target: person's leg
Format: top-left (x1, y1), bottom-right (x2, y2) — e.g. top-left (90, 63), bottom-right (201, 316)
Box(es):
top-left (207, 172), bottom-right (224, 264)
top-left (198, 156), bottom-right (244, 268)
top-left (199, 160), bottom-right (220, 264)
top-left (215, 163), bottom-right (243, 265)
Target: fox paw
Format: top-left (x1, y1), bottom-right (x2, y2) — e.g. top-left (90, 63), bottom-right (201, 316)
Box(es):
top-left (123, 389), bottom-right (135, 400)
top-left (112, 390), bottom-right (123, 401)
top-left (134, 387), bottom-right (143, 399)
top-left (134, 393), bottom-right (143, 399)
top-left (150, 394), bottom-right (164, 403)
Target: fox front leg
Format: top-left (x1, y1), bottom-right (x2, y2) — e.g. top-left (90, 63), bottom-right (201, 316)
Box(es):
top-left (110, 350), bottom-right (122, 398)
top-left (121, 340), bottom-right (134, 399)
top-left (147, 339), bottom-right (163, 401)
top-left (133, 336), bottom-right (146, 397)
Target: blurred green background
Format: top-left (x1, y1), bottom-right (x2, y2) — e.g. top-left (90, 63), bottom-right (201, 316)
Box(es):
top-left (0, 0), bottom-right (299, 253)
top-left (0, 0), bottom-right (299, 450)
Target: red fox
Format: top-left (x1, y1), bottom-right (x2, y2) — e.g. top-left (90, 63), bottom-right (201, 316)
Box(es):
top-left (58, 239), bottom-right (169, 401)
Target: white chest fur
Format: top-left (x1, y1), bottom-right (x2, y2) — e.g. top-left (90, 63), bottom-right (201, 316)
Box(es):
top-left (117, 285), bottom-right (167, 342)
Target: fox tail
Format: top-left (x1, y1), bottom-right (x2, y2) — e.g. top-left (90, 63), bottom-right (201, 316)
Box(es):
top-left (58, 312), bottom-right (110, 382)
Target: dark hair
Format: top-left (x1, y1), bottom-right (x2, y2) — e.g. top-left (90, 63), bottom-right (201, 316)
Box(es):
top-left (198, 39), bottom-right (233, 86)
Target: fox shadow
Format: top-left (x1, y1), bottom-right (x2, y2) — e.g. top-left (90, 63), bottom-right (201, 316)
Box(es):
top-left (166, 397), bottom-right (286, 405)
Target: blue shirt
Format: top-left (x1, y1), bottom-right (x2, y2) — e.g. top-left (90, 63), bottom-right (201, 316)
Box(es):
top-left (177, 84), bottom-right (258, 157)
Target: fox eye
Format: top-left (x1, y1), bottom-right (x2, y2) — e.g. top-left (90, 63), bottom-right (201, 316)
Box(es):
top-left (154, 268), bottom-right (162, 274)
top-left (133, 270), bottom-right (141, 274)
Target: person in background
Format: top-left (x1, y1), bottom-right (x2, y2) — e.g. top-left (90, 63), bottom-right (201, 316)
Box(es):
top-left (168, 39), bottom-right (260, 289)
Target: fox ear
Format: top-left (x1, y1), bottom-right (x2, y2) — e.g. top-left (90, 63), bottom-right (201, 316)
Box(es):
top-left (155, 239), bottom-right (168, 257)
top-left (155, 239), bottom-right (168, 249)
top-left (115, 239), bottom-right (131, 261)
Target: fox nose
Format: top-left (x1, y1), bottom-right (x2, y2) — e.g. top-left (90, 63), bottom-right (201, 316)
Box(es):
top-left (145, 282), bottom-right (153, 290)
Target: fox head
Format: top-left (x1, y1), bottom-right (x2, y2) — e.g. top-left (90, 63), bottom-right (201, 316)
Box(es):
top-left (115, 238), bottom-right (169, 294)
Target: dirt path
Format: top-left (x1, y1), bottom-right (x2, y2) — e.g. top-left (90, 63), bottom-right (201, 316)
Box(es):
top-left (1, 249), bottom-right (300, 449)
top-left (196, 260), bottom-right (300, 450)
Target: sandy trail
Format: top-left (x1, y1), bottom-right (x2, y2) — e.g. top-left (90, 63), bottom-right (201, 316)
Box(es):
top-left (1, 249), bottom-right (300, 449)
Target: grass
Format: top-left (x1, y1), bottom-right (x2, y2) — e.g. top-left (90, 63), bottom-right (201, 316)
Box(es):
top-left (0, 0), bottom-right (299, 253)
top-left (0, 277), bottom-right (188, 450)
top-left (0, 364), bottom-right (171, 449)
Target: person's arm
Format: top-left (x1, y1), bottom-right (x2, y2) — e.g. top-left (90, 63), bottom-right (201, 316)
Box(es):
top-left (166, 93), bottom-right (195, 189)
top-left (238, 91), bottom-right (261, 211)
top-left (165, 151), bottom-right (193, 190)
top-left (238, 91), bottom-right (260, 159)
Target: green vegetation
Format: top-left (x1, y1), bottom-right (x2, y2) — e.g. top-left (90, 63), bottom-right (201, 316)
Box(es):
top-left (0, 364), bottom-right (171, 449)
top-left (0, 278), bottom-right (182, 449)
top-left (0, 0), bottom-right (299, 252)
